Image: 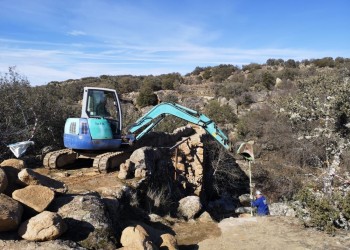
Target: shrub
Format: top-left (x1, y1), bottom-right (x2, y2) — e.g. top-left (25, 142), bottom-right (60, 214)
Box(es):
top-left (136, 88), bottom-right (158, 107)
top-left (279, 68), bottom-right (299, 81)
top-left (153, 116), bottom-right (187, 133)
top-left (242, 63), bottom-right (262, 72)
top-left (117, 76), bottom-right (141, 93)
top-left (190, 66), bottom-right (205, 76)
top-left (159, 73), bottom-right (183, 90)
top-left (214, 81), bottom-right (249, 99)
top-left (234, 92), bottom-right (254, 106)
top-left (261, 72), bottom-right (275, 90)
top-left (312, 57), bottom-right (335, 68)
top-left (162, 93), bottom-right (178, 103)
top-left (204, 100), bottom-right (237, 125)
top-left (142, 76), bottom-right (162, 91)
top-left (144, 185), bottom-right (174, 214)
top-left (294, 188), bottom-right (346, 234)
top-left (0, 68), bottom-right (80, 158)
top-left (202, 69), bottom-right (211, 80)
top-left (204, 140), bottom-right (249, 199)
top-left (211, 64), bottom-right (238, 82)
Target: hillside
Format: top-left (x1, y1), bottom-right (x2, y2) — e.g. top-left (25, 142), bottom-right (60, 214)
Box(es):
top-left (1, 57), bottom-right (350, 248)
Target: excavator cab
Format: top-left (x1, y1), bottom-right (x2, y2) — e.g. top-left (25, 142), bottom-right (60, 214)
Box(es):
top-left (63, 87), bottom-right (123, 151)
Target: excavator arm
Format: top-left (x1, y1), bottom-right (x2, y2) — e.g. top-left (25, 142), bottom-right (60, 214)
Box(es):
top-left (127, 102), bottom-right (230, 150)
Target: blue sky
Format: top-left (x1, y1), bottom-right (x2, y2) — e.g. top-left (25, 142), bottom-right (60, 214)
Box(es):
top-left (0, 0), bottom-right (349, 86)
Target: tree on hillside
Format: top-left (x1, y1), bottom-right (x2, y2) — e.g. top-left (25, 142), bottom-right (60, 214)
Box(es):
top-left (0, 67), bottom-right (36, 158)
top-left (0, 67), bottom-right (79, 159)
top-left (276, 69), bottom-right (350, 195)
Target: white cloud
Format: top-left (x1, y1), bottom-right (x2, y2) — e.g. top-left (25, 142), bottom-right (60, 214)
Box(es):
top-left (67, 30), bottom-right (86, 36)
top-left (1, 37), bottom-right (350, 86)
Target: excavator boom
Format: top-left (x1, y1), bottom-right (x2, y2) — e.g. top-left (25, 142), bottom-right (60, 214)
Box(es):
top-left (127, 102), bottom-right (230, 150)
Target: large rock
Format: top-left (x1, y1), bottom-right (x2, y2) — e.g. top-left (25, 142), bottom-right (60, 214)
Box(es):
top-left (178, 195), bottom-right (202, 219)
top-left (18, 211), bottom-right (67, 241)
top-left (51, 194), bottom-right (116, 250)
top-left (0, 159), bottom-right (26, 195)
top-left (18, 168), bottom-right (67, 193)
top-left (239, 193), bottom-right (252, 207)
top-left (119, 221), bottom-right (178, 250)
top-left (0, 159), bottom-right (26, 169)
top-left (120, 225), bottom-right (149, 249)
top-left (12, 185), bottom-right (55, 212)
top-left (119, 147), bottom-right (173, 180)
top-left (198, 211), bottom-right (213, 223)
top-left (160, 233), bottom-right (178, 250)
top-left (118, 160), bottom-right (132, 180)
top-left (269, 202), bottom-right (296, 217)
top-left (120, 225), bottom-right (156, 250)
top-left (0, 168), bottom-right (8, 193)
top-left (0, 193), bottom-right (23, 232)
top-left (235, 206), bottom-right (253, 214)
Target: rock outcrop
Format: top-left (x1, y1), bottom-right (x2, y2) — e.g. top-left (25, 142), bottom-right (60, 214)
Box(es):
top-left (0, 193), bottom-right (23, 232)
top-left (51, 194), bottom-right (116, 249)
top-left (175, 126), bottom-right (206, 196)
top-left (269, 202), bottom-right (296, 217)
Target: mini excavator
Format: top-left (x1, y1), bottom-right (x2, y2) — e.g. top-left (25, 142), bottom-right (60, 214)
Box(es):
top-left (43, 87), bottom-right (231, 172)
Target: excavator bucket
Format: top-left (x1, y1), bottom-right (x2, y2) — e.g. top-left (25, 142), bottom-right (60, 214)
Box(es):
top-left (236, 142), bottom-right (254, 161)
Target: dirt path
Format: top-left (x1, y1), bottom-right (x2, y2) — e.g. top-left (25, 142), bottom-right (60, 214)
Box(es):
top-left (196, 216), bottom-right (350, 250)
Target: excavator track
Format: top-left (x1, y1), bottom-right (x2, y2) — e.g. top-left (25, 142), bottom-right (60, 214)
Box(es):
top-left (43, 149), bottom-right (78, 169)
top-left (93, 151), bottom-right (131, 173)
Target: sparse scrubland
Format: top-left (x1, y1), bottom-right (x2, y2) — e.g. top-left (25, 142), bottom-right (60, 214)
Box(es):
top-left (1, 57), bottom-right (350, 248)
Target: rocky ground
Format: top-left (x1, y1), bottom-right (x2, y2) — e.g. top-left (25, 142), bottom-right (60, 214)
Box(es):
top-left (2, 163), bottom-right (349, 250)
top-left (57, 167), bottom-right (350, 250)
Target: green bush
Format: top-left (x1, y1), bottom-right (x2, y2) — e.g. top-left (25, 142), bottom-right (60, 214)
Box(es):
top-left (136, 88), bottom-right (158, 107)
top-left (204, 100), bottom-right (237, 125)
top-left (159, 73), bottom-right (183, 90)
top-left (295, 188), bottom-right (341, 234)
top-left (142, 76), bottom-right (162, 91)
top-left (117, 76), bottom-right (141, 93)
top-left (211, 64), bottom-right (238, 82)
top-left (162, 93), bottom-right (178, 103)
top-left (214, 82), bottom-right (249, 99)
top-left (202, 69), bottom-right (211, 80)
top-left (242, 63), bottom-right (262, 72)
top-left (261, 72), bottom-right (275, 90)
top-left (0, 68), bottom-right (80, 158)
top-left (153, 116), bottom-right (187, 133)
top-left (312, 57), bottom-right (335, 68)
